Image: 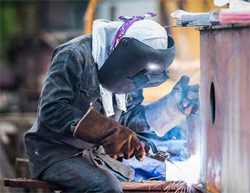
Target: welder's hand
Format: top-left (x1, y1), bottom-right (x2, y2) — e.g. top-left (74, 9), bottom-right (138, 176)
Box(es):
top-left (145, 75), bottom-right (200, 137)
top-left (74, 107), bottom-right (145, 162)
top-left (99, 127), bottom-right (146, 162)
top-left (172, 75), bottom-right (199, 115)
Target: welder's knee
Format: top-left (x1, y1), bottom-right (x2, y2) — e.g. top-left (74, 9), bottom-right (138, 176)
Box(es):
top-left (39, 156), bottom-right (123, 193)
top-left (65, 170), bottom-right (123, 193)
top-left (96, 170), bottom-right (123, 193)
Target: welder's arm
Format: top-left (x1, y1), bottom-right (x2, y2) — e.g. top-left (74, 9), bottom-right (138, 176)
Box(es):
top-left (38, 50), bottom-right (84, 135)
top-left (74, 107), bottom-right (146, 161)
top-left (145, 75), bottom-right (199, 137)
top-left (119, 89), bottom-right (152, 134)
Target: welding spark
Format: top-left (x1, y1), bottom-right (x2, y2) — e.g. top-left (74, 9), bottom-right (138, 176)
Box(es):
top-left (165, 155), bottom-right (201, 190)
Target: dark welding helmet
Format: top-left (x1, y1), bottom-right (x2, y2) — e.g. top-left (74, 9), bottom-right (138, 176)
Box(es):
top-left (98, 35), bottom-right (175, 94)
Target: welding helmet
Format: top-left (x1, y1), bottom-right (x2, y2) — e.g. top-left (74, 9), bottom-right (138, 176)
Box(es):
top-left (98, 13), bottom-right (176, 94)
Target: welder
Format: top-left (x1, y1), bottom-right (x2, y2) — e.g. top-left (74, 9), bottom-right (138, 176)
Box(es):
top-left (24, 13), bottom-right (199, 193)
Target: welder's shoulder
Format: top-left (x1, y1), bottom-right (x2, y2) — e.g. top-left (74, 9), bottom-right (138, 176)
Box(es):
top-left (52, 34), bottom-right (93, 64)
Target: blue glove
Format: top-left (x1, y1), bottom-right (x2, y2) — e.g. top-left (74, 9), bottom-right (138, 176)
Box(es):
top-left (145, 75), bottom-right (199, 137)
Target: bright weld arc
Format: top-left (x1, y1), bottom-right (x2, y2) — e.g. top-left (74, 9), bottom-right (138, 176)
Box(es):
top-left (165, 154), bottom-right (201, 190)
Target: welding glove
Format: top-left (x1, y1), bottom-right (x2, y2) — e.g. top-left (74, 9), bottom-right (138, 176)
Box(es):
top-left (74, 107), bottom-right (146, 161)
top-left (145, 75), bottom-right (199, 137)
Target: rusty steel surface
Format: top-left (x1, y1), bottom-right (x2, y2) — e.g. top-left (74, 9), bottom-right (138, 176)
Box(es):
top-left (121, 181), bottom-right (187, 192)
top-left (196, 23), bottom-right (250, 31)
top-left (4, 179), bottom-right (188, 192)
top-left (187, 113), bottom-right (201, 158)
top-left (199, 25), bottom-right (250, 192)
top-left (5, 178), bottom-right (209, 192)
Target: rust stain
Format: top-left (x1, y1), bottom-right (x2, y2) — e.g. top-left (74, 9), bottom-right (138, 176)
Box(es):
top-left (205, 183), bottom-right (219, 193)
top-left (199, 25), bottom-right (250, 192)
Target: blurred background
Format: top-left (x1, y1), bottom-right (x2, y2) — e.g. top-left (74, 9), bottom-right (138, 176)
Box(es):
top-left (0, 0), bottom-right (219, 192)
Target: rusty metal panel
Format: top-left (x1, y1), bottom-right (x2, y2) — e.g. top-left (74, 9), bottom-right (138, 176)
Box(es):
top-left (187, 113), bottom-right (201, 159)
top-left (199, 25), bottom-right (250, 192)
top-left (121, 181), bottom-right (187, 192)
top-left (4, 178), bottom-right (210, 193)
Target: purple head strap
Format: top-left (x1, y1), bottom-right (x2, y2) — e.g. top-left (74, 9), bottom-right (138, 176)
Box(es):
top-left (109, 12), bottom-right (157, 54)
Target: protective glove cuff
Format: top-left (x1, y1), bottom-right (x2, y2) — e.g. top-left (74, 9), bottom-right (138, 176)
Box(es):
top-left (74, 107), bottom-right (146, 161)
top-left (145, 94), bottom-right (186, 137)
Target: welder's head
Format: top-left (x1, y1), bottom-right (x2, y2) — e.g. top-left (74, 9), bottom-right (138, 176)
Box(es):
top-left (98, 14), bottom-right (176, 94)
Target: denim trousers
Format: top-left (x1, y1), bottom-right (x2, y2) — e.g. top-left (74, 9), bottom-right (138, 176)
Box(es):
top-left (39, 155), bottom-right (127, 193)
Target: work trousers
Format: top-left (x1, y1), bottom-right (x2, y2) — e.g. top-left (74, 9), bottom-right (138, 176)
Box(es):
top-left (39, 155), bottom-right (127, 193)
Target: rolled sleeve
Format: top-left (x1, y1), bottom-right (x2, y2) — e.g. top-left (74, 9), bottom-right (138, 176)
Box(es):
top-left (38, 49), bottom-right (84, 135)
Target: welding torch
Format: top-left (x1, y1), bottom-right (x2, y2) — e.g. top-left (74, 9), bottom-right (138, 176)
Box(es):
top-left (136, 134), bottom-right (176, 166)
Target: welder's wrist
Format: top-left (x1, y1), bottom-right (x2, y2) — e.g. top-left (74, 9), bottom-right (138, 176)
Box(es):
top-left (145, 94), bottom-right (186, 137)
top-left (73, 107), bottom-right (115, 144)
top-left (146, 113), bottom-right (185, 137)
